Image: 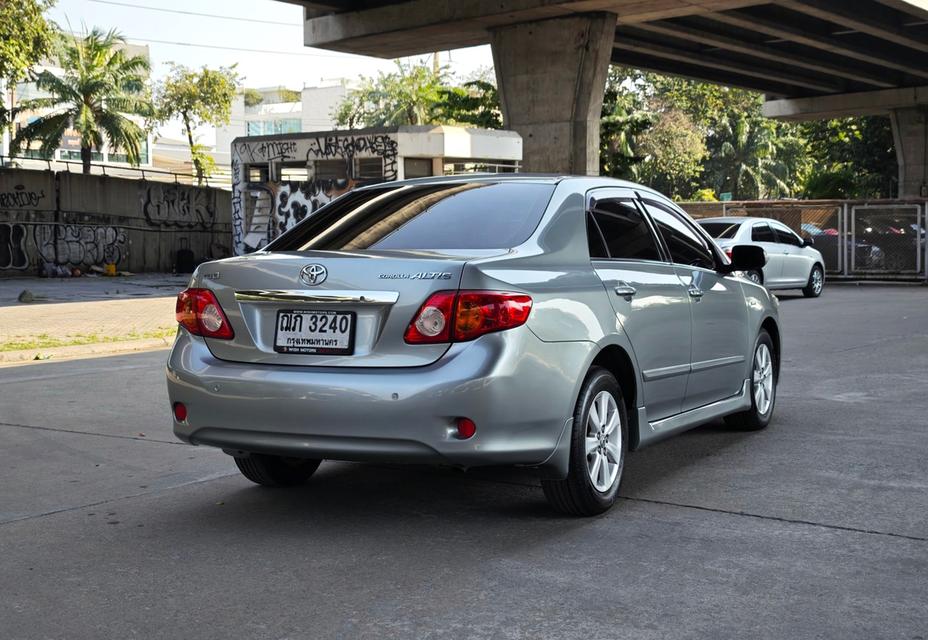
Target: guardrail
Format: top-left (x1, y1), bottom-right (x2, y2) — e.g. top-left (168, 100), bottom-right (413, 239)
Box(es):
top-left (0, 155), bottom-right (231, 188)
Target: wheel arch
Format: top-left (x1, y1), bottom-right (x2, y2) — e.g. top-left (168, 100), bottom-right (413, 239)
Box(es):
top-left (588, 344), bottom-right (642, 451)
top-left (760, 316), bottom-right (781, 379)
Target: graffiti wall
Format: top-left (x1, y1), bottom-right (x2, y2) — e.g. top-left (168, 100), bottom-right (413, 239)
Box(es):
top-left (231, 131), bottom-right (399, 254)
top-left (0, 167), bottom-right (232, 274)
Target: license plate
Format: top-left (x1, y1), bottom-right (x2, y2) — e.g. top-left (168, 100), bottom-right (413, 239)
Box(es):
top-left (274, 310), bottom-right (356, 355)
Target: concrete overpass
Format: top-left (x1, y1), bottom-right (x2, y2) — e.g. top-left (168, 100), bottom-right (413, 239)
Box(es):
top-left (281, 0), bottom-right (928, 197)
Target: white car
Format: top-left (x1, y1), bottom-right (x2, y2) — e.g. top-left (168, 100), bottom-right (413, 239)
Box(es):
top-left (698, 217), bottom-right (825, 297)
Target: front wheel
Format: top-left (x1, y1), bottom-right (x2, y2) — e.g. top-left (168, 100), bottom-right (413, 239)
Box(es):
top-left (542, 367), bottom-right (628, 516)
top-left (802, 265), bottom-right (824, 298)
top-left (725, 330), bottom-right (777, 431)
top-left (745, 270), bottom-right (764, 285)
top-left (233, 454), bottom-right (321, 487)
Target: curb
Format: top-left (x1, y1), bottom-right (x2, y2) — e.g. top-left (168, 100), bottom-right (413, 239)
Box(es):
top-left (0, 336), bottom-right (174, 366)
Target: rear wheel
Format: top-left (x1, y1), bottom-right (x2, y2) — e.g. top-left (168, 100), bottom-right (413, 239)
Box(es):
top-left (802, 264), bottom-right (824, 298)
top-left (542, 367), bottom-right (627, 516)
top-left (233, 454), bottom-right (321, 487)
top-left (725, 330), bottom-right (776, 431)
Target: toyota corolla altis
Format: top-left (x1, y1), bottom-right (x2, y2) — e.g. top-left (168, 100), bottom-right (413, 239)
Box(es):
top-left (167, 175), bottom-right (779, 516)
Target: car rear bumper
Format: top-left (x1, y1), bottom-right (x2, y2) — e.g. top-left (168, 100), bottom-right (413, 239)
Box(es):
top-left (166, 328), bottom-right (593, 473)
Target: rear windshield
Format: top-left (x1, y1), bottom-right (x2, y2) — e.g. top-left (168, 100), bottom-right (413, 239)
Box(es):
top-left (698, 221), bottom-right (741, 239)
top-left (267, 182), bottom-right (555, 252)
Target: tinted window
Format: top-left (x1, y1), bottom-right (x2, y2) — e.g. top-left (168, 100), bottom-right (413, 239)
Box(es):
top-left (268, 182), bottom-right (555, 251)
top-left (752, 223), bottom-right (776, 243)
top-left (642, 201), bottom-right (715, 269)
top-left (586, 213), bottom-right (608, 259)
top-left (698, 221), bottom-right (741, 239)
top-left (772, 223), bottom-right (802, 246)
top-left (590, 199), bottom-right (662, 261)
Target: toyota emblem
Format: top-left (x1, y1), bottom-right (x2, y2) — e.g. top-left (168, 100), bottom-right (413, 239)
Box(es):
top-left (300, 264), bottom-right (328, 286)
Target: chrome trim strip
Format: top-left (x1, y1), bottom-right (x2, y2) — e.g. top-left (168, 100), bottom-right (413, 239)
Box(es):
top-left (641, 363), bottom-right (691, 381)
top-left (234, 290), bottom-right (400, 304)
top-left (690, 354), bottom-right (745, 373)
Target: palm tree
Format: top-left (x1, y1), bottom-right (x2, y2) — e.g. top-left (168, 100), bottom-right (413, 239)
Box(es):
top-left (715, 113), bottom-right (791, 200)
top-left (13, 28), bottom-right (151, 174)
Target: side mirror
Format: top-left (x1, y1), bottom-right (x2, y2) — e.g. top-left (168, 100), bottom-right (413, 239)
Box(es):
top-left (720, 245), bottom-right (767, 274)
top-left (801, 237), bottom-right (813, 247)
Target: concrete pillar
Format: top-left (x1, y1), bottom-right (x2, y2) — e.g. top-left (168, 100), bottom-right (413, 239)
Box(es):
top-left (491, 13), bottom-right (616, 175)
top-left (890, 106), bottom-right (928, 198)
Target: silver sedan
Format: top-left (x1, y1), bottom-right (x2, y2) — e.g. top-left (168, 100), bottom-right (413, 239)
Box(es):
top-left (698, 217), bottom-right (826, 297)
top-left (167, 176), bottom-right (780, 516)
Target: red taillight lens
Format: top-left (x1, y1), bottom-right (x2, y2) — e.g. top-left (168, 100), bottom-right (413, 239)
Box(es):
top-left (173, 402), bottom-right (188, 422)
top-left (175, 288), bottom-right (234, 339)
top-left (404, 290), bottom-right (532, 344)
top-left (455, 417), bottom-right (477, 439)
top-left (454, 291), bottom-right (533, 341)
top-left (724, 247), bottom-right (733, 259)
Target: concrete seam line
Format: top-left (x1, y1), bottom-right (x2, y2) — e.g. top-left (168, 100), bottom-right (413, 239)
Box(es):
top-left (0, 472), bottom-right (238, 528)
top-left (0, 421), bottom-right (181, 445)
top-left (620, 496), bottom-right (928, 543)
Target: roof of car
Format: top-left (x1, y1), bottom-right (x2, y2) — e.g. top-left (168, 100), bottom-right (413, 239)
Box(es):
top-left (356, 173), bottom-right (660, 192)
top-left (698, 217), bottom-right (783, 224)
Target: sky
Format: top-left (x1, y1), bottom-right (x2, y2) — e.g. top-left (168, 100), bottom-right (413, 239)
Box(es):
top-left (47, 0), bottom-right (496, 88)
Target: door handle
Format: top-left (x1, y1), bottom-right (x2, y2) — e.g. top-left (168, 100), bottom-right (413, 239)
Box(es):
top-left (687, 286), bottom-right (704, 299)
top-left (614, 282), bottom-right (637, 298)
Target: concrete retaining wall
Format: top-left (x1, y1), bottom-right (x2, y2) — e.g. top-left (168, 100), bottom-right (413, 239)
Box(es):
top-left (0, 168), bottom-right (232, 275)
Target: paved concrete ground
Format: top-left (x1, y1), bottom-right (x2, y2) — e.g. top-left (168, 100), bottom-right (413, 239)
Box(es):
top-left (0, 274), bottom-right (186, 362)
top-left (0, 286), bottom-right (925, 639)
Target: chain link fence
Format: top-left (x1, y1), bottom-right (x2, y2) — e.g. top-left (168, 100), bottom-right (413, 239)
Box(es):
top-left (681, 200), bottom-right (927, 279)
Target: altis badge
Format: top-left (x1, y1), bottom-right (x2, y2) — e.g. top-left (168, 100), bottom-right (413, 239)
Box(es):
top-left (378, 272), bottom-right (453, 280)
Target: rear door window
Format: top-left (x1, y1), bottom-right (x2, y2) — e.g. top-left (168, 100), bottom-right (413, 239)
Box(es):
top-left (268, 182), bottom-right (555, 252)
top-left (589, 198), bottom-right (662, 261)
top-left (752, 223), bottom-right (776, 243)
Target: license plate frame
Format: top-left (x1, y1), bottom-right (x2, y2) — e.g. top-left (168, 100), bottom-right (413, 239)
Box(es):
top-left (273, 309), bottom-right (356, 355)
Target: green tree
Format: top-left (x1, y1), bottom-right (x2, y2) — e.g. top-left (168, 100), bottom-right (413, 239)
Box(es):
top-left (432, 80), bottom-right (502, 129)
top-left (636, 108), bottom-right (708, 198)
top-left (12, 28), bottom-right (151, 173)
top-left (599, 67), bottom-right (652, 179)
top-left (334, 61), bottom-right (446, 128)
top-left (801, 116), bottom-right (896, 198)
top-left (0, 0), bottom-right (57, 139)
top-left (243, 87), bottom-right (263, 108)
top-left (154, 63), bottom-right (240, 185)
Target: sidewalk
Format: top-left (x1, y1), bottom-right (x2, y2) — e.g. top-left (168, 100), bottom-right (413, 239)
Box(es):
top-left (0, 273), bottom-right (187, 364)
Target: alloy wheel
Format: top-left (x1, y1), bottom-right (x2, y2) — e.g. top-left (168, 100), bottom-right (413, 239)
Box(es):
top-left (585, 390), bottom-right (622, 492)
top-left (753, 343), bottom-right (774, 415)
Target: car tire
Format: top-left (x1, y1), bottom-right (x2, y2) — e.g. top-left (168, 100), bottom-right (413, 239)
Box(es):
top-left (802, 264), bottom-right (824, 298)
top-left (724, 330), bottom-right (777, 431)
top-left (745, 270), bottom-right (764, 285)
top-left (234, 454), bottom-right (321, 487)
top-left (542, 367), bottom-right (628, 517)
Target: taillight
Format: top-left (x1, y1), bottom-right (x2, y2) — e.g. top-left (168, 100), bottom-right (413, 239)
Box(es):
top-left (724, 247), bottom-right (733, 259)
top-left (176, 288), bottom-right (234, 339)
top-left (404, 290), bottom-right (532, 344)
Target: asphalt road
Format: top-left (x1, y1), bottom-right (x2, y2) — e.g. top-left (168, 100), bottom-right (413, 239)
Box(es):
top-left (1, 285), bottom-right (926, 639)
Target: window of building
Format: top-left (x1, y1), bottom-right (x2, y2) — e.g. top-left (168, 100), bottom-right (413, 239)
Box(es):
top-left (59, 149), bottom-right (103, 162)
top-left (404, 158), bottom-right (432, 179)
top-left (280, 163), bottom-right (309, 181)
top-left (642, 200), bottom-right (716, 270)
top-left (314, 159), bottom-right (348, 180)
top-left (247, 165), bottom-right (269, 183)
top-left (356, 157), bottom-right (385, 180)
top-left (589, 198), bottom-right (662, 262)
top-left (246, 119), bottom-right (301, 136)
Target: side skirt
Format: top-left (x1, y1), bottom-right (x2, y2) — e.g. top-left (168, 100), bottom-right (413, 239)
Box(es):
top-left (637, 378), bottom-right (752, 448)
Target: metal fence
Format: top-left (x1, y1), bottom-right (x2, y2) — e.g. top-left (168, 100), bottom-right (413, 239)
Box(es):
top-left (681, 199), bottom-right (927, 280)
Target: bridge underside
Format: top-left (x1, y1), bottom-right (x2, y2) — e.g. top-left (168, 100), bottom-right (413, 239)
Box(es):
top-left (283, 0), bottom-right (928, 195)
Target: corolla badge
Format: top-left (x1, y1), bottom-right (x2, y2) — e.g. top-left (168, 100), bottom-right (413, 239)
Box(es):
top-left (300, 264), bottom-right (328, 286)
